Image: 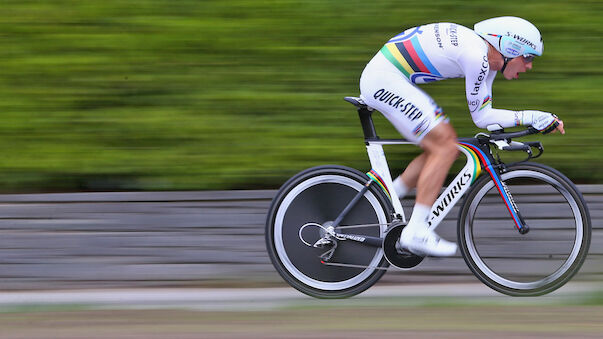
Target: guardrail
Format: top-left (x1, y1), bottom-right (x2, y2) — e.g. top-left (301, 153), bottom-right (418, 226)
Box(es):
top-left (0, 187), bottom-right (601, 290)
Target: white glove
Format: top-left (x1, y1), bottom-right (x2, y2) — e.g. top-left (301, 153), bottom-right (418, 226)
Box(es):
top-left (522, 110), bottom-right (560, 134)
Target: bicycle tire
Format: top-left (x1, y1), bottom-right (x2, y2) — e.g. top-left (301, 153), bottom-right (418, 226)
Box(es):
top-left (458, 163), bottom-right (591, 296)
top-left (265, 165), bottom-right (393, 298)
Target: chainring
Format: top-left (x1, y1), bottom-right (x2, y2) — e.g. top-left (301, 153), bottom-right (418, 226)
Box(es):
top-left (383, 223), bottom-right (424, 269)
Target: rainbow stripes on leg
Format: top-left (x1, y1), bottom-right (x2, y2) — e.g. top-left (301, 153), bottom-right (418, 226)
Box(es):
top-left (413, 107), bottom-right (448, 138)
top-left (434, 107), bottom-right (448, 124)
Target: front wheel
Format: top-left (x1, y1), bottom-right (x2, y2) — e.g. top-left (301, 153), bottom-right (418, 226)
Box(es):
top-left (265, 165), bottom-right (393, 298)
top-left (458, 163), bottom-right (591, 296)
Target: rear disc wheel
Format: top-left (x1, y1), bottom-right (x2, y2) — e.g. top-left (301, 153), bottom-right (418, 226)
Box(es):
top-left (266, 166), bottom-right (393, 298)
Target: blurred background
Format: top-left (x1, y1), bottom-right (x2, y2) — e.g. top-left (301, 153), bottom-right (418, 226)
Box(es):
top-left (0, 0), bottom-right (601, 193)
top-left (0, 1), bottom-right (602, 337)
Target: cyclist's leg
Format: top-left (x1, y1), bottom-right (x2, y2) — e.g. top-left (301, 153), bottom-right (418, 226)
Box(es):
top-left (360, 54), bottom-right (446, 144)
top-left (398, 123), bottom-right (458, 256)
top-left (416, 123), bottom-right (459, 206)
top-left (394, 153), bottom-right (426, 198)
top-left (394, 124), bottom-right (459, 201)
top-left (390, 125), bottom-right (459, 246)
top-left (360, 52), bottom-right (457, 256)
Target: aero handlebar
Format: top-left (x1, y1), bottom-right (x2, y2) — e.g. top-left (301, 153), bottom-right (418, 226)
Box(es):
top-left (488, 127), bottom-right (539, 141)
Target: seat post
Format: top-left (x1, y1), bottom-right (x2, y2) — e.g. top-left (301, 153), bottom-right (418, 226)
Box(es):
top-left (343, 96), bottom-right (379, 141)
top-left (358, 107), bottom-right (378, 140)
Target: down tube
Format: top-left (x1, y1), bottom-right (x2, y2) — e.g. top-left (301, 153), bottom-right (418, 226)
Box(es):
top-left (427, 144), bottom-right (483, 231)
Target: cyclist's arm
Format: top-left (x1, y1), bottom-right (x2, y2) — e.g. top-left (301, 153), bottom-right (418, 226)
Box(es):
top-left (461, 51), bottom-right (562, 133)
top-left (461, 52), bottom-right (521, 128)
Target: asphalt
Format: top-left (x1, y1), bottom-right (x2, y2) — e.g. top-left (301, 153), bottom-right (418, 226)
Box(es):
top-left (0, 282), bottom-right (600, 311)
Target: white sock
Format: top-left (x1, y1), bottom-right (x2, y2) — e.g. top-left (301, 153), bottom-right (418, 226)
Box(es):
top-left (407, 203), bottom-right (431, 231)
top-left (392, 177), bottom-right (410, 199)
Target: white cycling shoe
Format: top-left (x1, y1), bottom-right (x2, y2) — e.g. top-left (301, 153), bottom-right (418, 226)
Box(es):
top-left (399, 226), bottom-right (458, 257)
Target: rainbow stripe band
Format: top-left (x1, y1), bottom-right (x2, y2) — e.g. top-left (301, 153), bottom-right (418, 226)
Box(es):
top-left (542, 118), bottom-right (558, 132)
top-left (457, 143), bottom-right (482, 184)
top-left (407, 36), bottom-right (441, 76)
top-left (366, 170), bottom-right (391, 200)
top-left (479, 96), bottom-right (492, 111)
top-left (413, 120), bottom-right (428, 138)
top-left (380, 36), bottom-right (442, 80)
top-left (458, 142), bottom-right (523, 231)
top-left (381, 45), bottom-right (412, 78)
top-left (434, 107), bottom-right (448, 124)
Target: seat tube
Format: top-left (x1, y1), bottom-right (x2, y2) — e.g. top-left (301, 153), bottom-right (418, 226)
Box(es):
top-left (365, 142), bottom-right (406, 223)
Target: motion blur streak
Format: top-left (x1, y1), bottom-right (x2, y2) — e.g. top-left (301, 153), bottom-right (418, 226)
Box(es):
top-left (0, 1), bottom-right (601, 192)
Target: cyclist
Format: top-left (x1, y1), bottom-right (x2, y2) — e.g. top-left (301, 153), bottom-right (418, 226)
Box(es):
top-left (359, 16), bottom-right (564, 257)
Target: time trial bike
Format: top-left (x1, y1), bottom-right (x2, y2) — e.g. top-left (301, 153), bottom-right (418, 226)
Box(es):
top-left (265, 96), bottom-right (591, 297)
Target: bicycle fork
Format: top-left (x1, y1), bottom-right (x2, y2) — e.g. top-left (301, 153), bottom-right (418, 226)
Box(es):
top-left (487, 166), bottom-right (530, 234)
top-left (458, 141), bottom-right (529, 234)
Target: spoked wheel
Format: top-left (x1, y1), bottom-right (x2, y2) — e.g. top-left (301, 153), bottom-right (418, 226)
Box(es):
top-left (458, 163), bottom-right (591, 296)
top-left (265, 165), bottom-right (393, 298)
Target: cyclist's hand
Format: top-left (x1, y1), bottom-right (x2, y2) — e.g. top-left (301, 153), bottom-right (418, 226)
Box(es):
top-left (525, 110), bottom-right (564, 135)
top-left (551, 119), bottom-right (565, 134)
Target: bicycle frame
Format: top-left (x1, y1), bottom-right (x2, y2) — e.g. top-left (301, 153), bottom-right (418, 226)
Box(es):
top-left (364, 136), bottom-right (528, 232)
top-left (332, 97), bottom-right (530, 243)
top-left (365, 139), bottom-right (482, 230)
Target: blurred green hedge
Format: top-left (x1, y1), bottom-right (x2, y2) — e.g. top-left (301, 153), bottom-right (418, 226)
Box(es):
top-left (0, 0), bottom-right (601, 191)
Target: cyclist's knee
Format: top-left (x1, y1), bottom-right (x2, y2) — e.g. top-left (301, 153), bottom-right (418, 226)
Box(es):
top-left (438, 141), bottom-right (459, 160)
top-left (421, 123), bottom-right (458, 158)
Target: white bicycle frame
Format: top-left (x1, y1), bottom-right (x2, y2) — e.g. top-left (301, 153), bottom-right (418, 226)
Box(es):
top-left (366, 140), bottom-right (483, 231)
